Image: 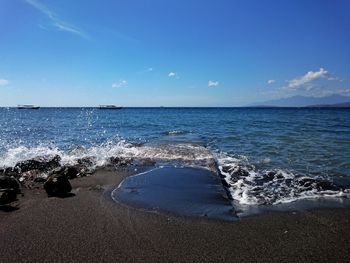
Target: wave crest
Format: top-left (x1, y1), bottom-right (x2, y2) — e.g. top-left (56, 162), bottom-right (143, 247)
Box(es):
top-left (216, 152), bottom-right (350, 205)
top-left (0, 141), bottom-right (214, 170)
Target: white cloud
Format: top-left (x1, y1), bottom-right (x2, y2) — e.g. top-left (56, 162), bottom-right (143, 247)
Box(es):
top-left (147, 67), bottom-right (153, 72)
top-left (168, 72), bottom-right (176, 77)
top-left (208, 80), bottom-right (219, 87)
top-left (337, 89), bottom-right (350, 96)
top-left (112, 80), bottom-right (128, 88)
top-left (327, 76), bottom-right (343, 82)
top-left (26, 0), bottom-right (89, 39)
top-left (267, 79), bottom-right (275, 84)
top-left (0, 79), bottom-right (9, 86)
top-left (287, 68), bottom-right (328, 89)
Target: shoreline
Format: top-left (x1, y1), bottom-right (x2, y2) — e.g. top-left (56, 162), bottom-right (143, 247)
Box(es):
top-left (1, 167), bottom-right (350, 262)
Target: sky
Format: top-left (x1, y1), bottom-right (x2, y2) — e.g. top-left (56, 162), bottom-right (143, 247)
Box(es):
top-left (0, 0), bottom-right (350, 107)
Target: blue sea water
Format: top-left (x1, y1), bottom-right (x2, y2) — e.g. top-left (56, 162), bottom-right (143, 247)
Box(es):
top-left (0, 107), bottom-right (349, 209)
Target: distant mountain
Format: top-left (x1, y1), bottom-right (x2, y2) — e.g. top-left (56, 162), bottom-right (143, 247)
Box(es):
top-left (306, 101), bottom-right (350, 108)
top-left (249, 95), bottom-right (350, 107)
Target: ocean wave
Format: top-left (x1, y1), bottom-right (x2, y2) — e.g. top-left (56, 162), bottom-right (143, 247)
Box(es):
top-left (1, 141), bottom-right (349, 207)
top-left (216, 152), bottom-right (350, 205)
top-left (0, 141), bottom-right (214, 170)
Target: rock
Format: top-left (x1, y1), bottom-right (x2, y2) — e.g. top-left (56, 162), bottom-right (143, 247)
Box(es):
top-left (0, 176), bottom-right (21, 205)
top-left (298, 178), bottom-right (316, 188)
top-left (77, 157), bottom-right (95, 167)
top-left (43, 174), bottom-right (72, 197)
top-left (74, 158), bottom-right (96, 176)
top-left (14, 155), bottom-right (61, 173)
top-left (64, 167), bottom-right (79, 179)
top-left (265, 171), bottom-right (276, 181)
top-left (21, 169), bottom-right (42, 181)
top-left (0, 189), bottom-right (18, 205)
top-left (0, 176), bottom-right (21, 193)
top-left (221, 166), bottom-right (231, 174)
top-left (275, 172), bottom-right (285, 180)
top-left (33, 177), bottom-right (47, 183)
top-left (109, 157), bottom-right (133, 167)
top-left (232, 166), bottom-right (250, 178)
top-left (50, 166), bottom-right (79, 179)
top-left (316, 180), bottom-right (340, 191)
top-left (18, 170), bottom-right (48, 189)
top-left (0, 167), bottom-right (21, 177)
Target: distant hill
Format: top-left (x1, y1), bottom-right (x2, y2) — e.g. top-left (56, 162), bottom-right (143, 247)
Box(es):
top-left (249, 95), bottom-right (350, 107)
top-left (306, 101), bottom-right (350, 108)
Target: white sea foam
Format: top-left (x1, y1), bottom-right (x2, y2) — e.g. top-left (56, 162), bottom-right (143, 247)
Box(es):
top-left (0, 145), bottom-right (64, 168)
top-left (1, 141), bottom-right (348, 206)
top-left (0, 141), bottom-right (213, 169)
top-left (215, 151), bottom-right (350, 205)
top-left (166, 130), bottom-right (189, 136)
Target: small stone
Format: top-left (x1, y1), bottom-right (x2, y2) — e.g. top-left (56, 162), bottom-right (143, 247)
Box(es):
top-left (44, 174), bottom-right (72, 197)
top-left (0, 176), bottom-right (21, 204)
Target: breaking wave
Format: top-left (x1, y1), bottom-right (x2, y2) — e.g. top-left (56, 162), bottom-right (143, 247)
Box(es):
top-left (216, 152), bottom-right (350, 205)
top-left (1, 140), bottom-right (349, 207)
top-left (0, 141), bottom-right (214, 170)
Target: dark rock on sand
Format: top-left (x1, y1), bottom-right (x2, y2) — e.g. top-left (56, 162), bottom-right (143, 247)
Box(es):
top-left (14, 155), bottom-right (61, 173)
top-left (109, 157), bottom-right (133, 167)
top-left (64, 167), bottom-right (79, 179)
top-left (44, 174), bottom-right (72, 197)
top-left (0, 189), bottom-right (18, 205)
top-left (0, 167), bottom-right (21, 177)
top-left (77, 157), bottom-right (95, 167)
top-left (74, 157), bottom-right (97, 176)
top-left (0, 176), bottom-right (21, 205)
top-left (50, 166), bottom-right (80, 179)
top-left (19, 170), bottom-right (49, 189)
top-left (33, 177), bottom-right (47, 183)
top-left (21, 169), bottom-right (43, 181)
top-left (0, 176), bottom-right (21, 193)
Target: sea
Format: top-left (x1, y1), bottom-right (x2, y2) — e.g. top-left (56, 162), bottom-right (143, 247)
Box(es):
top-left (1, 107), bottom-right (349, 217)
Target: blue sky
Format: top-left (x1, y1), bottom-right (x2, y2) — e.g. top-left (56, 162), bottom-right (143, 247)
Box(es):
top-left (0, 0), bottom-right (349, 106)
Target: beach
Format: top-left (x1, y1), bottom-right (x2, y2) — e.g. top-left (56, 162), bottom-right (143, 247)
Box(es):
top-left (2, 0), bottom-right (350, 261)
top-left (1, 167), bottom-right (349, 263)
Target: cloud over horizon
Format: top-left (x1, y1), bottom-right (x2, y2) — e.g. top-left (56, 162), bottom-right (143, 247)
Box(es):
top-left (0, 79), bottom-right (9, 86)
top-left (208, 80), bottom-right (219, 87)
top-left (112, 80), bottom-right (128, 88)
top-left (287, 68), bottom-right (328, 90)
top-left (168, 72), bottom-right (177, 77)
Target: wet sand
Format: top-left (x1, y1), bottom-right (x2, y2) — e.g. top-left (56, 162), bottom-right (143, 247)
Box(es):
top-left (1, 168), bottom-right (350, 262)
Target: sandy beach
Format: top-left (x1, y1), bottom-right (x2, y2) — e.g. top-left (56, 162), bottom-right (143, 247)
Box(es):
top-left (0, 167), bottom-right (349, 262)
top-left (2, 0), bottom-right (350, 261)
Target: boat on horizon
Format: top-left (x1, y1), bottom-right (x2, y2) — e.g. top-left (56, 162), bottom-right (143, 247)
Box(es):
top-left (17, 105), bottom-right (40, 109)
top-left (99, 105), bottom-right (122, 109)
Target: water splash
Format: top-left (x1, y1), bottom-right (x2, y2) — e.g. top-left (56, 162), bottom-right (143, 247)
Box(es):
top-left (216, 151), bottom-right (350, 205)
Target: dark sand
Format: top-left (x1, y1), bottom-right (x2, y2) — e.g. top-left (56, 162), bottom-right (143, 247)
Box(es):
top-left (1, 168), bottom-right (350, 262)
